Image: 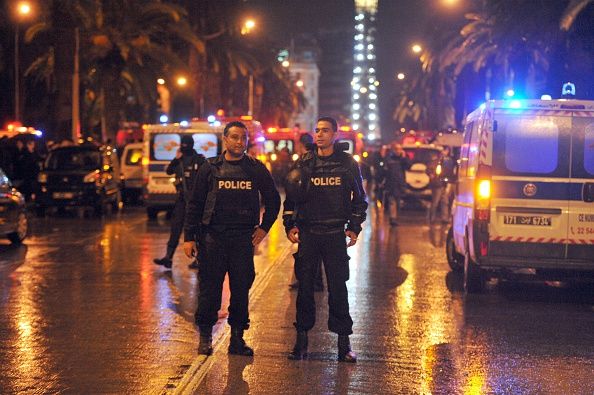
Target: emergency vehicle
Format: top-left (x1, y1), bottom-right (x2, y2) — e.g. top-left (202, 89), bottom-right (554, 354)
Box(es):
top-left (142, 116), bottom-right (266, 218)
top-left (142, 121), bottom-right (222, 218)
top-left (446, 99), bottom-right (594, 293)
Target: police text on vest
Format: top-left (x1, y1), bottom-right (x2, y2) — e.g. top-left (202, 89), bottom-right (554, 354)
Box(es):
top-left (311, 177), bottom-right (341, 186)
top-left (218, 180), bottom-right (252, 190)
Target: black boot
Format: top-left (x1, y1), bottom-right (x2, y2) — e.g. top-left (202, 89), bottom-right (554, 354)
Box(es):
top-left (338, 335), bottom-right (357, 363)
top-left (198, 334), bottom-right (213, 355)
top-left (228, 328), bottom-right (254, 356)
top-left (154, 247), bottom-right (174, 269)
top-left (288, 331), bottom-right (308, 360)
top-left (198, 326), bottom-right (213, 355)
top-left (153, 257), bottom-right (172, 268)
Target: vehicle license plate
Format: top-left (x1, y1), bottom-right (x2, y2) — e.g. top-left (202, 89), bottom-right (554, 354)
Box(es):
top-left (155, 178), bottom-right (172, 185)
top-left (503, 215), bottom-right (551, 226)
top-left (53, 192), bottom-right (74, 199)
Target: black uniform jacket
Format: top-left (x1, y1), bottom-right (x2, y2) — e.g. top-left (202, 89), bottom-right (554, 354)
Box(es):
top-left (184, 152), bottom-right (280, 242)
top-left (283, 149), bottom-right (368, 235)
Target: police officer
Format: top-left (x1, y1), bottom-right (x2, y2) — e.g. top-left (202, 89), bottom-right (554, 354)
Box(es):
top-left (382, 143), bottom-right (411, 226)
top-left (154, 135), bottom-right (205, 269)
top-left (183, 121), bottom-right (280, 356)
top-left (283, 116), bottom-right (367, 363)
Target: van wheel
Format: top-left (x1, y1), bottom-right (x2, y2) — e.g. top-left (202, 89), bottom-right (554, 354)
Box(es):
top-left (446, 228), bottom-right (464, 272)
top-left (464, 249), bottom-right (485, 294)
top-left (147, 207), bottom-right (158, 220)
top-left (8, 212), bottom-right (28, 244)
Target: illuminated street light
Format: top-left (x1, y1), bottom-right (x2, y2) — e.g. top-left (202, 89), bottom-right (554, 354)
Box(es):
top-left (411, 44), bottom-right (422, 54)
top-left (17, 2), bottom-right (31, 15)
top-left (241, 19), bottom-right (256, 35)
top-left (157, 78), bottom-right (165, 85)
top-left (397, 72), bottom-right (405, 80)
top-left (176, 76), bottom-right (188, 87)
top-left (281, 60), bottom-right (290, 68)
top-left (296, 80), bottom-right (304, 88)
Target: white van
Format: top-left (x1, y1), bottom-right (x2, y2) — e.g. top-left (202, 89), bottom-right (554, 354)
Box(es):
top-left (120, 142), bottom-right (143, 202)
top-left (142, 122), bottom-right (223, 219)
top-left (446, 99), bottom-right (594, 293)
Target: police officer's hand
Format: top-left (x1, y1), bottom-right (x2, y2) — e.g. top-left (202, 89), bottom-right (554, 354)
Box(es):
top-left (287, 227), bottom-right (300, 243)
top-left (183, 241), bottom-right (198, 258)
top-left (345, 230), bottom-right (358, 247)
top-left (175, 149), bottom-right (182, 159)
top-left (252, 227), bottom-right (267, 246)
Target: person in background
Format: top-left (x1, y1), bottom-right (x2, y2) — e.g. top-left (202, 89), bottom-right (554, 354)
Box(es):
top-left (382, 143), bottom-right (411, 226)
top-left (154, 135), bottom-right (205, 269)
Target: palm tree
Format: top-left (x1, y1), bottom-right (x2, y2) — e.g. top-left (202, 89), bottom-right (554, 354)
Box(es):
top-left (560, 0), bottom-right (594, 31)
top-left (25, 0), bottom-right (203, 140)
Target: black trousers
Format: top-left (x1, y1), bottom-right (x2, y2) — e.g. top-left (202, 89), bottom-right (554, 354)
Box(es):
top-left (195, 229), bottom-right (255, 331)
top-left (294, 229), bottom-right (353, 335)
top-left (166, 196), bottom-right (185, 257)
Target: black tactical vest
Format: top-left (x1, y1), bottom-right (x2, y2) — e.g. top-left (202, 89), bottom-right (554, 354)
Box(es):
top-left (301, 152), bottom-right (353, 227)
top-left (210, 158), bottom-right (260, 228)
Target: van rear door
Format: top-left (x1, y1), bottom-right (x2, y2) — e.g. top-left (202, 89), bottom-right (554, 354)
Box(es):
top-left (489, 112), bottom-right (572, 259)
top-left (567, 115), bottom-right (594, 261)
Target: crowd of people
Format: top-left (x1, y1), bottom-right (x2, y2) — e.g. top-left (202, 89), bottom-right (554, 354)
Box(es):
top-left (0, 136), bottom-right (43, 202)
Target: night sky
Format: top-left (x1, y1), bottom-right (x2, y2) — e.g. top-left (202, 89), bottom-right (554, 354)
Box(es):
top-left (246, 0), bottom-right (463, 135)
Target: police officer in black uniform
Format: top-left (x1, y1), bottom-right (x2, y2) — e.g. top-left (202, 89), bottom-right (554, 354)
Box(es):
top-left (183, 121), bottom-right (280, 356)
top-left (154, 135), bottom-right (205, 269)
top-left (283, 116), bottom-right (367, 363)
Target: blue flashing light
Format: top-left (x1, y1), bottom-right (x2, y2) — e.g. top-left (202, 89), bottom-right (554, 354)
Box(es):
top-left (255, 136), bottom-right (265, 143)
top-left (207, 115), bottom-right (216, 123)
top-left (159, 114), bottom-right (169, 123)
top-left (506, 89), bottom-right (515, 98)
top-left (509, 100), bottom-right (522, 109)
top-left (180, 120), bottom-right (189, 127)
top-left (541, 94), bottom-right (552, 100)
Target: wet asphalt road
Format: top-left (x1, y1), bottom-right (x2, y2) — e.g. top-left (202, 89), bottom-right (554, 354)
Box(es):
top-left (0, 205), bottom-right (593, 394)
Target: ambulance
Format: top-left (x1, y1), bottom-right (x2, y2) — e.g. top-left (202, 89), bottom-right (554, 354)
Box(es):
top-left (142, 116), bottom-right (266, 218)
top-left (142, 121), bottom-right (223, 218)
top-left (446, 98), bottom-right (594, 293)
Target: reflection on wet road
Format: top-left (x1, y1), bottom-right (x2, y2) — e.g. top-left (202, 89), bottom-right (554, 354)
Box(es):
top-left (0, 207), bottom-right (593, 393)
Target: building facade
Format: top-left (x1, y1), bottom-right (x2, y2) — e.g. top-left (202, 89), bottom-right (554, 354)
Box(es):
top-left (352, 0), bottom-right (380, 140)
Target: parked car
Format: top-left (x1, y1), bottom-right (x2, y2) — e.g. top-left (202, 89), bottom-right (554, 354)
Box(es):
top-left (120, 142), bottom-right (143, 203)
top-left (0, 168), bottom-right (28, 244)
top-left (35, 144), bottom-right (122, 216)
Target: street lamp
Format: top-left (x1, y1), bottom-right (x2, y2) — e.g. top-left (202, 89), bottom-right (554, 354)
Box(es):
top-left (397, 72), bottom-right (405, 80)
top-left (13, 1), bottom-right (33, 121)
top-left (241, 19), bottom-right (256, 35)
top-left (411, 44), bottom-right (422, 54)
top-left (176, 76), bottom-right (188, 87)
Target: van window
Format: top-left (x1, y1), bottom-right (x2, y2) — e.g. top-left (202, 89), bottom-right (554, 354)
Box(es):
top-left (192, 133), bottom-right (218, 157)
top-left (585, 123), bottom-right (594, 175)
top-left (459, 121), bottom-right (473, 176)
top-left (152, 134), bottom-right (179, 161)
top-left (504, 117), bottom-right (559, 174)
top-left (467, 122), bottom-right (481, 177)
top-left (125, 148), bottom-right (143, 166)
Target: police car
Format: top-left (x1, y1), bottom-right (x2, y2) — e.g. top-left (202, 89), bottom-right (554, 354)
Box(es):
top-left (446, 98), bottom-right (594, 293)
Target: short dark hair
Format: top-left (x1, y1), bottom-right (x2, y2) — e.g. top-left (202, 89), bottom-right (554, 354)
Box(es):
top-left (299, 133), bottom-right (314, 146)
top-left (317, 116), bottom-right (338, 132)
top-left (224, 121), bottom-right (248, 136)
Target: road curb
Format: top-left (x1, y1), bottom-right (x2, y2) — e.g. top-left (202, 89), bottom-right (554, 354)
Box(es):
top-left (171, 242), bottom-right (294, 394)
